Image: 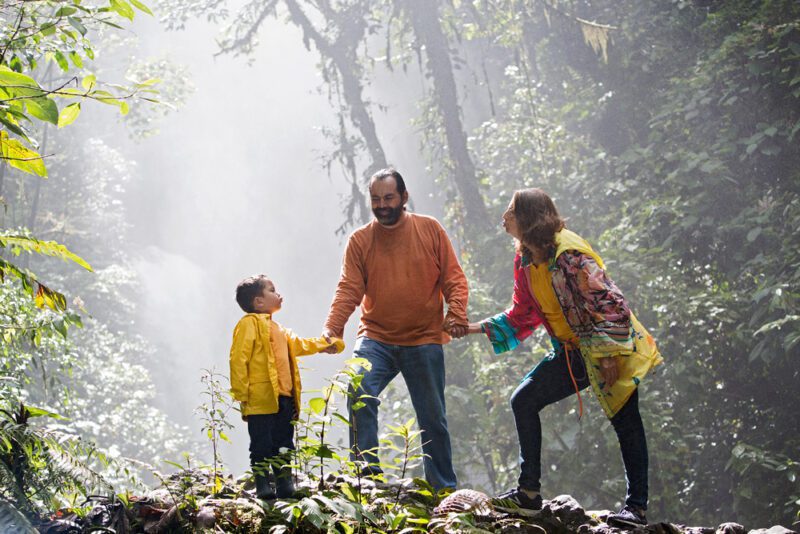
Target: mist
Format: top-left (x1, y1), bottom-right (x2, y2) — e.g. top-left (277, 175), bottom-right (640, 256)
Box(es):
top-left (2, 1), bottom-right (797, 529)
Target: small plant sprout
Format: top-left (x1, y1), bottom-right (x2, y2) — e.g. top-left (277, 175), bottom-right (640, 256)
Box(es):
top-left (196, 367), bottom-right (235, 495)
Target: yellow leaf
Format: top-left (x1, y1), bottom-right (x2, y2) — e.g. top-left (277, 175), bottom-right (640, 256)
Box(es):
top-left (58, 102), bottom-right (81, 128)
top-left (0, 131), bottom-right (47, 177)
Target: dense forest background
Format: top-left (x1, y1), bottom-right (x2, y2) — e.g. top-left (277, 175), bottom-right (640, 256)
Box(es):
top-left (2, 0), bottom-right (798, 531)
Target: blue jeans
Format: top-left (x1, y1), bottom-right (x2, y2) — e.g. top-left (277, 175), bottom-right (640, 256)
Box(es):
top-left (511, 344), bottom-right (649, 510)
top-left (349, 337), bottom-right (457, 490)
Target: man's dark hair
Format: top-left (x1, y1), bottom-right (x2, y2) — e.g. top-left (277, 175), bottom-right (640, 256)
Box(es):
top-left (369, 168), bottom-right (406, 195)
top-left (235, 274), bottom-right (269, 313)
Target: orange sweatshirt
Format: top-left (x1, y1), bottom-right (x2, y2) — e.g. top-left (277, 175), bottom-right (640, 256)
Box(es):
top-left (324, 212), bottom-right (468, 345)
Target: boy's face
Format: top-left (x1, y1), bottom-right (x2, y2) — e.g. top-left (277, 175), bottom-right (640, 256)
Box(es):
top-left (252, 279), bottom-right (282, 314)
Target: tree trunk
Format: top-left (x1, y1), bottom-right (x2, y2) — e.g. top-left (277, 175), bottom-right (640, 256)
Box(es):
top-left (403, 0), bottom-right (489, 233)
top-left (283, 0), bottom-right (388, 226)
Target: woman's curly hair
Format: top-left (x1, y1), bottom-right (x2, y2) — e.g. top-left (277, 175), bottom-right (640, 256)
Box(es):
top-left (511, 188), bottom-right (566, 259)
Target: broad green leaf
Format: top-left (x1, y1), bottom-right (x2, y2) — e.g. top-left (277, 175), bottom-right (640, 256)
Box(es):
top-left (68, 16), bottom-right (88, 36)
top-left (133, 77), bottom-right (160, 87)
top-left (82, 74), bottom-right (96, 90)
top-left (308, 397), bottom-right (326, 414)
top-left (0, 233), bottom-right (92, 271)
top-left (41, 23), bottom-right (57, 36)
top-left (54, 51), bottom-right (70, 71)
top-left (58, 102), bottom-right (81, 128)
top-left (0, 132), bottom-right (47, 176)
top-left (110, 0), bottom-right (135, 20)
top-left (24, 406), bottom-right (66, 419)
top-left (0, 67), bottom-right (43, 97)
top-left (119, 100), bottom-right (129, 115)
top-left (0, 113), bottom-right (31, 140)
top-left (69, 51), bottom-right (84, 68)
top-left (55, 6), bottom-right (78, 16)
top-left (129, 0), bottom-right (154, 15)
top-left (26, 97), bottom-right (59, 125)
top-left (54, 319), bottom-right (68, 338)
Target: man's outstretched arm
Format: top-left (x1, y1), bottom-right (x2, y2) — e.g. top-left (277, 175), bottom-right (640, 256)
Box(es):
top-left (323, 236), bottom-right (366, 339)
top-left (437, 224), bottom-right (469, 330)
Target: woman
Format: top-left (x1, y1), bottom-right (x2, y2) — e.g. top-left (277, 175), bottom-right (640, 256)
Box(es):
top-left (456, 188), bottom-right (662, 527)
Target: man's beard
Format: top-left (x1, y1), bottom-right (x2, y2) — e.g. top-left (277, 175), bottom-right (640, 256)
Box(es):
top-left (373, 205), bottom-right (404, 225)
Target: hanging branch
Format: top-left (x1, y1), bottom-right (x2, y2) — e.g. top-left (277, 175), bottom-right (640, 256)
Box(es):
top-left (282, 0), bottom-right (388, 229)
top-left (402, 0), bottom-right (489, 235)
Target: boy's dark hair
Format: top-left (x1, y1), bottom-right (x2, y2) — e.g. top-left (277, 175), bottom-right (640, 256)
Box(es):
top-left (236, 274), bottom-right (269, 313)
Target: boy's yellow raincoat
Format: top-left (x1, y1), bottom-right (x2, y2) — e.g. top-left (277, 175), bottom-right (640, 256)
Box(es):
top-left (229, 314), bottom-right (344, 418)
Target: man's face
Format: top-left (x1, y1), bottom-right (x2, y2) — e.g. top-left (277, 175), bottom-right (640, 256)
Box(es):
top-left (253, 279), bottom-right (283, 314)
top-left (370, 177), bottom-right (408, 226)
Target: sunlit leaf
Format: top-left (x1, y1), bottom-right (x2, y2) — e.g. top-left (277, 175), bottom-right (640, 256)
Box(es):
top-left (53, 51), bottom-right (70, 71)
top-left (58, 102), bottom-right (81, 128)
top-left (0, 131), bottom-right (47, 176)
top-left (308, 397), bottom-right (326, 415)
top-left (0, 233), bottom-right (92, 271)
top-left (82, 74), bottom-right (96, 90)
top-left (129, 0), bottom-right (154, 16)
top-left (110, 0), bottom-right (135, 20)
top-left (69, 51), bottom-right (84, 68)
top-left (25, 97), bottom-right (59, 125)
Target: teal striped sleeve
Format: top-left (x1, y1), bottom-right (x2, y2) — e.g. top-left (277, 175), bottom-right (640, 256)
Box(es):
top-left (481, 313), bottom-right (522, 354)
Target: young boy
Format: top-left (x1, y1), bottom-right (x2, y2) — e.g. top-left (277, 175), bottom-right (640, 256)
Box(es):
top-left (230, 274), bottom-right (344, 499)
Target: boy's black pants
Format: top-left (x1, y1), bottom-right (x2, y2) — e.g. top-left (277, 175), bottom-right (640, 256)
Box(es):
top-left (247, 396), bottom-right (295, 473)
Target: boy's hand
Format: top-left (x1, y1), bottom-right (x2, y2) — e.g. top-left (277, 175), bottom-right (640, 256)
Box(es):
top-left (320, 329), bottom-right (342, 353)
top-left (240, 402), bottom-right (248, 421)
top-left (320, 335), bottom-right (343, 354)
top-left (321, 336), bottom-right (338, 353)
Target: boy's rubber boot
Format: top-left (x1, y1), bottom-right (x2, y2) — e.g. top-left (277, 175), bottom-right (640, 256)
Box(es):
top-left (255, 473), bottom-right (276, 500)
top-left (274, 466), bottom-right (296, 498)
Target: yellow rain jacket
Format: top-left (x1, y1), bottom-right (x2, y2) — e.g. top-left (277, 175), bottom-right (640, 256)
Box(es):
top-left (482, 229), bottom-right (663, 418)
top-left (552, 230), bottom-right (663, 417)
top-left (229, 314), bottom-right (345, 417)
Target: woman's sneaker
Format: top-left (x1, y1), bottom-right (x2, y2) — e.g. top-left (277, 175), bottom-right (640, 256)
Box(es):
top-left (492, 487), bottom-right (542, 515)
top-left (608, 505), bottom-right (647, 528)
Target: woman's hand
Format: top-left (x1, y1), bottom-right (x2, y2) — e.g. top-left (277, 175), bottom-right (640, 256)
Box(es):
top-left (599, 356), bottom-right (619, 391)
top-left (445, 321), bottom-right (483, 338)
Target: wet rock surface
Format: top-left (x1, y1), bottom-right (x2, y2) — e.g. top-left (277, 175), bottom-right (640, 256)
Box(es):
top-left (31, 477), bottom-right (800, 533)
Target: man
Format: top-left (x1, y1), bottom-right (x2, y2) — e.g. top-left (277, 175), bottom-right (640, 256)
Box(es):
top-left (322, 168), bottom-right (469, 490)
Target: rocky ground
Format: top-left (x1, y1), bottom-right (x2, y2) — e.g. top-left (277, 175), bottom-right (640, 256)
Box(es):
top-left (30, 471), bottom-right (800, 533)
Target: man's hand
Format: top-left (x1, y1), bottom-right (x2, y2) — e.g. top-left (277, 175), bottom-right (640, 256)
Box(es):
top-left (444, 320), bottom-right (483, 338)
top-left (599, 356), bottom-right (619, 392)
top-left (320, 330), bottom-right (339, 354)
top-left (444, 318), bottom-right (468, 338)
top-left (448, 324), bottom-right (468, 338)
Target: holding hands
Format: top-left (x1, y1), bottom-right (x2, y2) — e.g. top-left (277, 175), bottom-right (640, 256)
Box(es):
top-left (444, 318), bottom-right (482, 339)
top-left (320, 330), bottom-right (343, 354)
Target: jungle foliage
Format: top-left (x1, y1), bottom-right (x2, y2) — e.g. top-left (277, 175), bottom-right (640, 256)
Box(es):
top-left (1, 0), bottom-right (798, 531)
top-left (1, 0), bottom-right (191, 528)
top-left (162, 0), bottom-right (799, 527)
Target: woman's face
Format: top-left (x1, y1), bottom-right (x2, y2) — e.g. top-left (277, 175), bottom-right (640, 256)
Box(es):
top-left (502, 199), bottom-right (522, 240)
